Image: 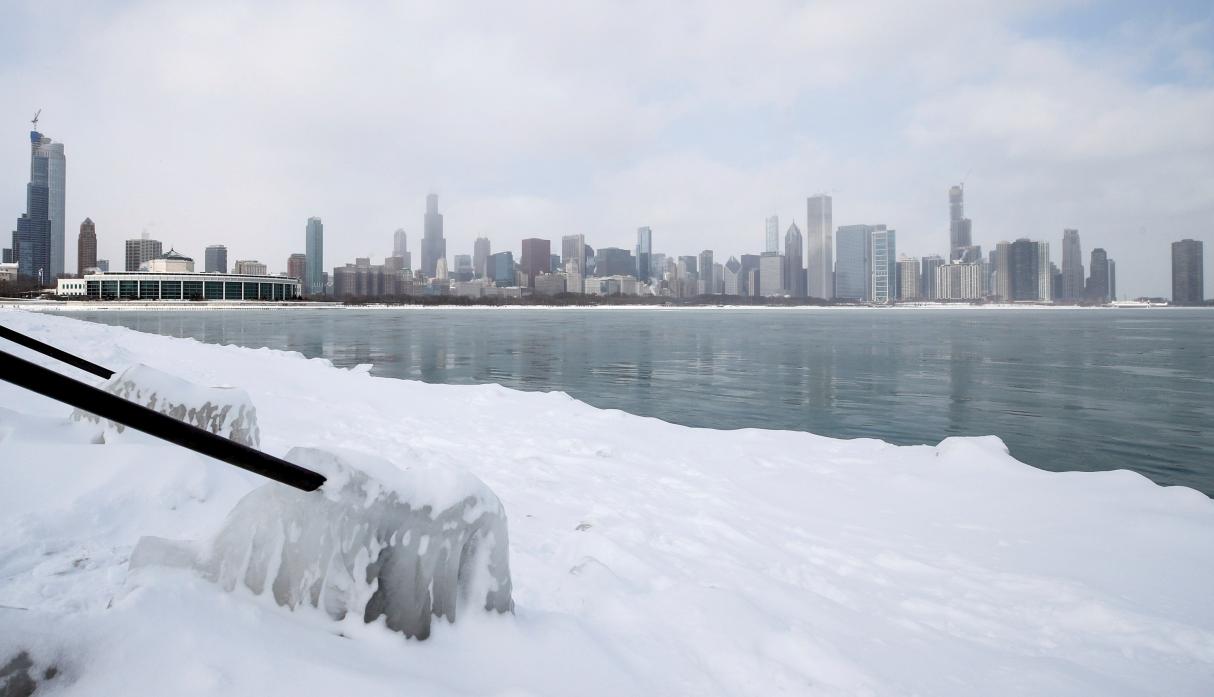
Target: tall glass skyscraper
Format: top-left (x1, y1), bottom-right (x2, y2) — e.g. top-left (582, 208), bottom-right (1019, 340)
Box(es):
top-left (784, 222), bottom-right (804, 297)
top-left (806, 194), bottom-right (833, 299)
top-left (835, 225), bottom-right (877, 301)
top-left (948, 184), bottom-right (973, 262)
top-left (870, 228), bottom-right (897, 304)
top-left (765, 216), bottom-right (779, 254)
top-left (305, 217), bottom-right (324, 295)
top-left (1061, 229), bottom-right (1084, 301)
top-left (29, 131), bottom-right (65, 278)
top-left (636, 226), bottom-right (652, 282)
top-left (420, 194), bottom-right (446, 277)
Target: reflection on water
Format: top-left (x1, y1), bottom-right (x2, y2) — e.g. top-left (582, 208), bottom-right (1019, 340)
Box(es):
top-left (70, 307), bottom-right (1214, 496)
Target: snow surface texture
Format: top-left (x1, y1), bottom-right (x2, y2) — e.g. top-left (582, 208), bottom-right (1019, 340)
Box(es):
top-left (71, 363), bottom-right (262, 447)
top-left (1, 308), bottom-right (1213, 696)
top-left (131, 446), bottom-right (513, 639)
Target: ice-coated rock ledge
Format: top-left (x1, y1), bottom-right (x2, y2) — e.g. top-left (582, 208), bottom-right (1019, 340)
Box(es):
top-left (0, 308), bottom-right (1212, 697)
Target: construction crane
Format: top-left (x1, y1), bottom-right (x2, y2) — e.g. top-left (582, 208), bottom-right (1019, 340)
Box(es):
top-left (31, 109), bottom-right (41, 130)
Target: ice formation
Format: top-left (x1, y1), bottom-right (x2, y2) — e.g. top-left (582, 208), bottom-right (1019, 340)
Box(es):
top-left (71, 363), bottom-right (261, 447)
top-left (130, 447), bottom-right (513, 639)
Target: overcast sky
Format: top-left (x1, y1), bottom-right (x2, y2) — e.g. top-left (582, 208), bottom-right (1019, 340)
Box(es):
top-left (3, 0), bottom-right (1212, 298)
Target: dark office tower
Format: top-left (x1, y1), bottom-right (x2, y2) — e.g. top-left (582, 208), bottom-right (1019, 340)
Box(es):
top-left (636, 226), bottom-right (652, 282)
top-left (1061, 229), bottom-right (1083, 301)
top-left (2, 248), bottom-right (11, 264)
top-left (1172, 239), bottom-right (1204, 305)
top-left (1006, 238), bottom-right (1050, 302)
top-left (29, 130), bottom-right (65, 278)
top-left (77, 218), bottom-right (96, 276)
top-left (783, 222), bottom-right (804, 297)
top-left (1086, 248), bottom-right (1110, 302)
top-left (305, 217), bottom-right (324, 295)
top-left (595, 247), bottom-right (636, 277)
top-left (698, 250), bottom-right (714, 293)
top-left (549, 254), bottom-right (560, 272)
top-left (205, 245), bottom-right (228, 273)
top-left (420, 194), bottom-right (446, 277)
top-left (739, 254), bottom-right (761, 296)
top-left (124, 237), bottom-right (163, 271)
top-left (948, 184), bottom-right (973, 262)
top-left (520, 238), bottom-right (550, 288)
top-left (678, 255), bottom-right (698, 276)
top-left (806, 195), bottom-right (833, 299)
top-left (920, 255), bottom-right (945, 300)
top-left (835, 225), bottom-right (878, 301)
top-left (15, 131), bottom-right (52, 282)
top-left (487, 251), bottom-right (515, 286)
top-left (473, 237), bottom-right (491, 278)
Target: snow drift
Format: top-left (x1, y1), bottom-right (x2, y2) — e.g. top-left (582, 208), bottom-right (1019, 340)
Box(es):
top-left (1, 308), bottom-right (1213, 697)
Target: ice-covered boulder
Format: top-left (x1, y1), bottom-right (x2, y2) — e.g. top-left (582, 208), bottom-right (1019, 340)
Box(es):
top-left (71, 363), bottom-right (260, 447)
top-left (130, 447), bottom-right (513, 639)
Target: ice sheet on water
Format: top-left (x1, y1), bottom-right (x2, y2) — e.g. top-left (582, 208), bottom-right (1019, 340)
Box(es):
top-left (70, 363), bottom-right (260, 447)
top-left (130, 446), bottom-right (513, 639)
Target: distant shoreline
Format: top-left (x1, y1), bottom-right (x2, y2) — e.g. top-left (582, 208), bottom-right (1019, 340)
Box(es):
top-left (2, 301), bottom-right (1201, 312)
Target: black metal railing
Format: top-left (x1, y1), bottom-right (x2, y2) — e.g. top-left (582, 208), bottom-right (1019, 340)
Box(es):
top-left (0, 326), bottom-right (325, 492)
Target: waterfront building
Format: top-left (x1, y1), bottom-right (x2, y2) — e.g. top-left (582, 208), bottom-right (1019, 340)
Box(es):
top-left (234, 259), bottom-right (267, 276)
top-left (1000, 239), bottom-right (1050, 302)
top-left (758, 252), bottom-right (784, 297)
top-left (765, 216), bottom-right (779, 254)
top-left (784, 223), bottom-right (804, 297)
top-left (699, 250), bottom-right (715, 294)
top-left (68, 270), bottom-right (299, 301)
top-left (1172, 239), bottom-right (1203, 304)
top-left (488, 251), bottom-right (515, 286)
top-left (806, 194), bottom-right (833, 299)
top-left (948, 184), bottom-right (973, 262)
top-left (636, 227), bottom-right (652, 282)
top-left (473, 237), bottom-right (491, 278)
top-left (305, 217), bottom-right (324, 296)
top-left (1085, 248), bottom-right (1111, 303)
top-left (144, 249), bottom-right (194, 273)
top-left (1061, 229), bottom-right (1083, 301)
top-left (897, 258), bottom-right (920, 301)
top-left (287, 253), bottom-right (307, 281)
top-left (205, 245), bottom-right (228, 274)
top-left (936, 262), bottom-right (984, 300)
top-left (835, 225), bottom-right (877, 301)
top-left (870, 228), bottom-right (897, 304)
top-left (520, 238), bottom-right (550, 288)
top-left (124, 237), bottom-right (163, 272)
top-left (420, 194), bottom-right (446, 277)
top-left (77, 219), bottom-right (96, 277)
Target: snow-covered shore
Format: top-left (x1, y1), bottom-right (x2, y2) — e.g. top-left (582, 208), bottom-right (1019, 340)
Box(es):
top-left (1, 309), bottom-right (1211, 696)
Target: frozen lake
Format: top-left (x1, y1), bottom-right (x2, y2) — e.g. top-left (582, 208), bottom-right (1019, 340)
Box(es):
top-left (67, 306), bottom-right (1214, 496)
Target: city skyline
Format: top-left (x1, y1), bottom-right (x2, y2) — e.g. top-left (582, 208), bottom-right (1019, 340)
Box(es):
top-left (2, 3), bottom-right (1212, 298)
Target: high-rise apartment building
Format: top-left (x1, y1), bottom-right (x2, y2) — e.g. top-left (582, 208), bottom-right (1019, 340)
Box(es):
top-left (806, 195), bottom-right (833, 299)
top-left (205, 245), bottom-right (228, 273)
top-left (1000, 239), bottom-right (1050, 302)
top-left (520, 238), bottom-right (551, 288)
top-left (870, 228), bottom-right (897, 304)
top-left (305, 217), bottom-right (324, 295)
top-left (420, 194), bottom-right (446, 277)
top-left (897, 258), bottom-right (920, 301)
top-left (1171, 239), bottom-right (1203, 305)
top-left (948, 184), bottom-right (973, 262)
top-left (77, 218), bottom-right (96, 276)
top-left (287, 253), bottom-right (307, 281)
top-left (936, 262), bottom-right (985, 300)
top-left (765, 216), bottom-right (780, 254)
top-left (14, 131), bottom-right (52, 282)
top-left (124, 237), bottom-right (163, 272)
top-left (1085, 248), bottom-right (1111, 303)
top-left (473, 237), bottom-right (491, 278)
top-left (1061, 229), bottom-right (1084, 301)
top-left (636, 226), bottom-right (652, 282)
top-left (920, 255), bottom-right (945, 299)
top-left (783, 223), bottom-right (804, 297)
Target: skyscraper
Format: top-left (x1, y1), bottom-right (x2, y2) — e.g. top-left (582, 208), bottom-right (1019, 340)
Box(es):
top-left (765, 216), bottom-right (779, 254)
top-left (393, 229), bottom-right (408, 257)
top-left (783, 222), bottom-right (804, 297)
top-left (698, 250), bottom-right (714, 294)
top-left (835, 225), bottom-right (877, 301)
top-left (76, 218), bottom-right (96, 276)
top-left (1003, 239), bottom-right (1050, 302)
top-left (15, 130), bottom-right (52, 282)
top-left (636, 226), bottom-right (652, 282)
top-left (806, 195), bottom-right (833, 299)
top-left (870, 228), bottom-right (897, 304)
top-left (897, 258), bottom-right (920, 300)
top-left (758, 252), bottom-right (784, 297)
top-left (30, 131), bottom-right (65, 278)
top-left (1085, 248), bottom-right (1110, 303)
top-left (520, 238), bottom-right (551, 288)
top-left (420, 194), bottom-right (446, 277)
top-left (1061, 229), bottom-right (1084, 301)
top-left (948, 184), bottom-right (973, 262)
top-left (124, 236), bottom-right (162, 272)
top-left (920, 255), bottom-right (945, 299)
top-left (562, 234), bottom-right (586, 273)
top-left (473, 237), bottom-right (491, 278)
top-left (287, 253), bottom-right (307, 281)
top-left (305, 217), bottom-right (324, 295)
top-left (1171, 239), bottom-right (1203, 305)
top-left (205, 245), bottom-right (228, 273)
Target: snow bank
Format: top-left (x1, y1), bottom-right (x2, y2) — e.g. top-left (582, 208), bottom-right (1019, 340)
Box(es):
top-left (1, 308), bottom-right (1212, 696)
